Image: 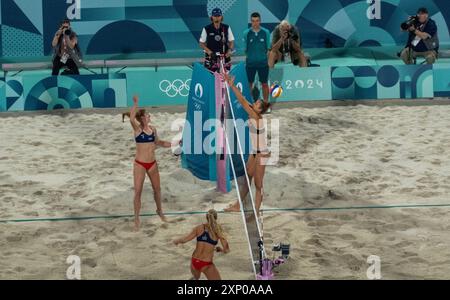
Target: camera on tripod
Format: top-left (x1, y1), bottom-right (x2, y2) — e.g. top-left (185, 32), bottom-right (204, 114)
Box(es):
top-left (401, 16), bottom-right (420, 31)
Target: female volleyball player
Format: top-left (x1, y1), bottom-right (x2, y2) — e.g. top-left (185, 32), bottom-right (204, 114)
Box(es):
top-left (123, 95), bottom-right (174, 230)
top-left (174, 209), bottom-right (230, 280)
top-left (223, 74), bottom-right (271, 216)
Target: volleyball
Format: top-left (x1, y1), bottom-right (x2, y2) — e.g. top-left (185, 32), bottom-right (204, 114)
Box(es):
top-left (270, 84), bottom-right (283, 98)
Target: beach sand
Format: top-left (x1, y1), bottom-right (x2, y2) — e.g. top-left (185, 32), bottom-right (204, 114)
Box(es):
top-left (1, 104), bottom-right (450, 279)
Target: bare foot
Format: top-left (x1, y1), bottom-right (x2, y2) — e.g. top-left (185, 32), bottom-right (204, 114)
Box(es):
top-left (157, 210), bottom-right (168, 222)
top-left (224, 203), bottom-right (240, 213)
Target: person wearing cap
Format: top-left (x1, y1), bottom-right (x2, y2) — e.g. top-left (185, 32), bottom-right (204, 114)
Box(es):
top-left (400, 7), bottom-right (439, 65)
top-left (199, 8), bottom-right (235, 71)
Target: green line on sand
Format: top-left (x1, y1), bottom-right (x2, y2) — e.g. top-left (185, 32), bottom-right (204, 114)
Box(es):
top-left (1, 203), bottom-right (450, 224)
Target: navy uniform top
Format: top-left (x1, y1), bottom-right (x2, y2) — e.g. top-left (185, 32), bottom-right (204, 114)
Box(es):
top-left (199, 23), bottom-right (235, 55)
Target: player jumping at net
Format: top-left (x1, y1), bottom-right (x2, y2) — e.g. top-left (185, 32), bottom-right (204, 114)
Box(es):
top-left (123, 95), bottom-right (175, 230)
top-left (173, 209), bottom-right (230, 280)
top-left (223, 74), bottom-right (271, 216)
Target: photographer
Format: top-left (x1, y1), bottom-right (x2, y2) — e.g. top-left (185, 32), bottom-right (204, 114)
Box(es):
top-left (400, 7), bottom-right (439, 65)
top-left (199, 8), bottom-right (235, 72)
top-left (51, 19), bottom-right (82, 75)
top-left (269, 20), bottom-right (307, 68)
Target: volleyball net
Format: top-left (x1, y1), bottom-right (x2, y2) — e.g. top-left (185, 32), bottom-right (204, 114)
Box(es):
top-left (181, 61), bottom-right (265, 278)
top-left (221, 62), bottom-right (266, 278)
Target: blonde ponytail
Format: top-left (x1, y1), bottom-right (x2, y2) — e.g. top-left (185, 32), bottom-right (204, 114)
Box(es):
top-left (206, 209), bottom-right (225, 240)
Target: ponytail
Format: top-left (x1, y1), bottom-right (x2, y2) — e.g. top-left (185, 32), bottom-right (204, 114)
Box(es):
top-left (206, 209), bottom-right (225, 240)
top-left (122, 109), bottom-right (146, 126)
top-left (122, 112), bottom-right (131, 123)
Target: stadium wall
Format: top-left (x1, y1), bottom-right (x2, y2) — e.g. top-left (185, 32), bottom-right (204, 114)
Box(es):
top-left (1, 63), bottom-right (449, 112)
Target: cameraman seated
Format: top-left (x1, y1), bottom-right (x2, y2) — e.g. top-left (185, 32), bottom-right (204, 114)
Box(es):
top-left (400, 7), bottom-right (439, 65)
top-left (51, 19), bottom-right (82, 75)
top-left (269, 20), bottom-right (307, 68)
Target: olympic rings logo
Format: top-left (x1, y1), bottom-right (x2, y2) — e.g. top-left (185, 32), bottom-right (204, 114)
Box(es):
top-left (159, 79), bottom-right (191, 98)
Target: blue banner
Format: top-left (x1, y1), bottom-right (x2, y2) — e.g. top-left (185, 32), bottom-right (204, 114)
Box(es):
top-left (181, 62), bottom-right (253, 188)
top-left (181, 63), bottom-right (216, 181)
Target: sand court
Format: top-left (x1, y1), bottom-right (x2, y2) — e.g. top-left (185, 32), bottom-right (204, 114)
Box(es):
top-left (1, 104), bottom-right (450, 279)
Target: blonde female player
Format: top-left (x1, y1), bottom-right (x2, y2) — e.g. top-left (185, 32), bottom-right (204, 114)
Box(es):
top-left (223, 73), bottom-right (271, 216)
top-left (123, 95), bottom-right (175, 230)
top-left (174, 209), bottom-right (230, 280)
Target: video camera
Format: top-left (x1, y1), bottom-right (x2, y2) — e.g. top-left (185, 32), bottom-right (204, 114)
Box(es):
top-left (273, 243), bottom-right (290, 260)
top-left (401, 16), bottom-right (420, 31)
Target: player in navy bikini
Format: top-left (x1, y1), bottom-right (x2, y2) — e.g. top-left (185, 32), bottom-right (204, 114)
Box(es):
top-left (174, 209), bottom-right (230, 280)
top-left (123, 95), bottom-right (175, 230)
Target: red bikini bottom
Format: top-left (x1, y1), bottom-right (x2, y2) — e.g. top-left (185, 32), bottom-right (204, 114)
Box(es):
top-left (191, 257), bottom-right (213, 271)
top-left (135, 160), bottom-right (156, 171)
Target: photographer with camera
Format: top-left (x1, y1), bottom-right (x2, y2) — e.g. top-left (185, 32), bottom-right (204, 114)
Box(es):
top-left (400, 7), bottom-right (439, 65)
top-left (51, 19), bottom-right (82, 75)
top-left (199, 8), bottom-right (235, 72)
top-left (269, 20), bottom-right (307, 68)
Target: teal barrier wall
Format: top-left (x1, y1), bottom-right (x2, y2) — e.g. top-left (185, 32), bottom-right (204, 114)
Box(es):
top-left (1, 63), bottom-right (450, 112)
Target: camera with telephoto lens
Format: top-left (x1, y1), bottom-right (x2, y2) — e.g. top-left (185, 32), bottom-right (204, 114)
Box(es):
top-left (401, 16), bottom-right (420, 31)
top-left (64, 28), bottom-right (72, 36)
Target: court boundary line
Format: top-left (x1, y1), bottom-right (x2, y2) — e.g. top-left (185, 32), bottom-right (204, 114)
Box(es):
top-left (1, 203), bottom-right (450, 224)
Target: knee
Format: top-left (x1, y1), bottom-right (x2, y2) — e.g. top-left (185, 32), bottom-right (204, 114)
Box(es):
top-left (255, 181), bottom-right (263, 191)
top-left (426, 55), bottom-right (436, 64)
top-left (134, 189), bottom-right (142, 199)
top-left (400, 49), bottom-right (411, 64)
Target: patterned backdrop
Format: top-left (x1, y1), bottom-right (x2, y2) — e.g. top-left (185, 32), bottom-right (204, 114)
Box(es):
top-left (0, 0), bottom-right (449, 58)
top-left (1, 63), bottom-right (449, 112)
